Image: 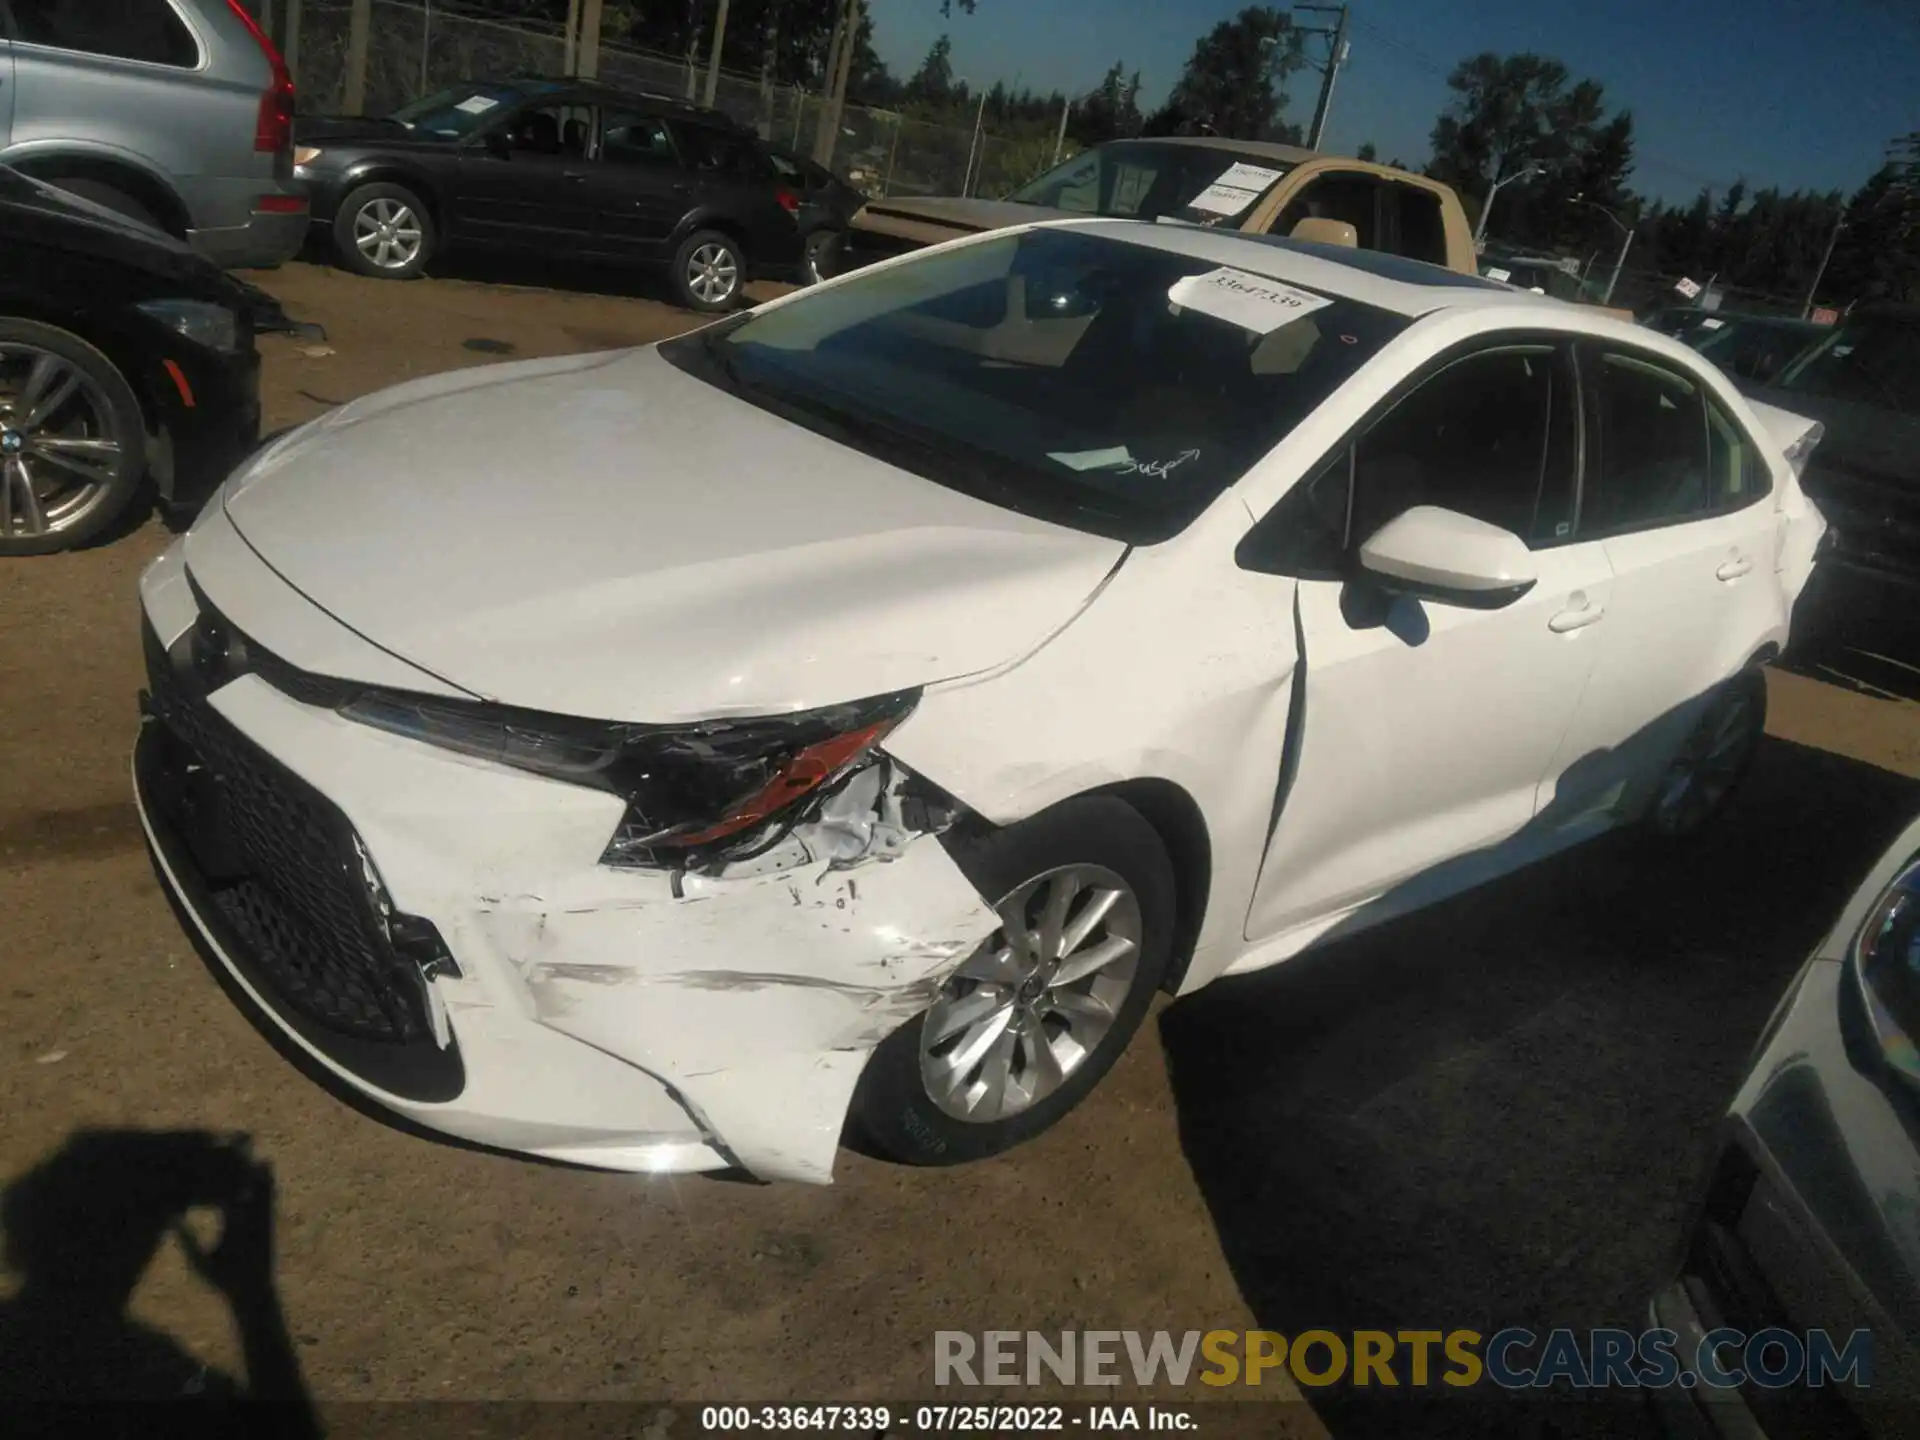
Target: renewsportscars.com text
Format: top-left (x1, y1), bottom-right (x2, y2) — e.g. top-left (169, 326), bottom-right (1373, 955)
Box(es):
top-left (933, 1328), bottom-right (1873, 1391)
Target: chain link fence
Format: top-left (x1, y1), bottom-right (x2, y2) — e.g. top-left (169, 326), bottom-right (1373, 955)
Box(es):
top-left (277, 1), bottom-right (1068, 199)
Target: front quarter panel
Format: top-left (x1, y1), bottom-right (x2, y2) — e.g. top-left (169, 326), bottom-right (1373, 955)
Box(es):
top-left (883, 495), bottom-right (1300, 994)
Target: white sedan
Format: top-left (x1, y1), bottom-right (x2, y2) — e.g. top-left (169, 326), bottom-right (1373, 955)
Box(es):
top-left (133, 220), bottom-right (1827, 1183)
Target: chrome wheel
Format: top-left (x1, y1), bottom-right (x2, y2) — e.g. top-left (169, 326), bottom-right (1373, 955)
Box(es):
top-left (919, 864), bottom-right (1142, 1123)
top-left (352, 197), bottom-right (424, 270)
top-left (0, 345), bottom-right (126, 539)
top-left (1652, 684), bottom-right (1760, 835)
top-left (686, 242), bottom-right (740, 305)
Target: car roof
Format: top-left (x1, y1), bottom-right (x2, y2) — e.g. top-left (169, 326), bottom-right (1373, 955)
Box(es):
top-left (1045, 217), bottom-right (1532, 318)
top-left (1108, 134), bottom-right (1320, 166)
top-left (505, 75), bottom-right (745, 128)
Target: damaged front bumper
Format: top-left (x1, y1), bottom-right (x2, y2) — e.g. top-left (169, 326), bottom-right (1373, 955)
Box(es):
top-left (132, 541), bottom-right (1000, 1184)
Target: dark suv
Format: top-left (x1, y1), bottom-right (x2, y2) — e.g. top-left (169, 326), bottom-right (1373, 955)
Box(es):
top-left (1752, 303), bottom-right (1920, 659)
top-left (292, 77), bottom-right (805, 311)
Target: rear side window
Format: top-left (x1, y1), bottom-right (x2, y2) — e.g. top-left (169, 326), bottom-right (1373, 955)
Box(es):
top-left (1705, 399), bottom-right (1769, 512)
top-left (1585, 352), bottom-right (1710, 535)
top-left (9, 0), bottom-right (200, 67)
top-left (600, 112), bottom-right (678, 168)
top-left (673, 124), bottom-right (772, 179)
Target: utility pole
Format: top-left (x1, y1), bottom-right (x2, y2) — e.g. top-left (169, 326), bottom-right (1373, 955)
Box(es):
top-left (1473, 160), bottom-right (1541, 244)
top-left (810, 0), bottom-right (855, 165)
top-left (563, 0), bottom-right (582, 74)
top-left (1052, 97), bottom-right (1072, 167)
top-left (420, 0), bottom-right (432, 95)
top-left (342, 0), bottom-right (371, 113)
top-left (283, 0), bottom-right (302, 81)
top-left (1294, 4), bottom-right (1350, 151)
top-left (702, 0), bottom-right (732, 108)
top-left (1802, 212), bottom-right (1845, 319)
top-left (962, 90), bottom-right (988, 196)
top-left (578, 0), bottom-right (604, 80)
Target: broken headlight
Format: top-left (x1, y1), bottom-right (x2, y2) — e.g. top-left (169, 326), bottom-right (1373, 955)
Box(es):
top-left (338, 688), bottom-right (919, 868)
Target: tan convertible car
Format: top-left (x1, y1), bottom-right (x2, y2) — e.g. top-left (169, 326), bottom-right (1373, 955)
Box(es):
top-left (837, 136), bottom-right (1478, 277)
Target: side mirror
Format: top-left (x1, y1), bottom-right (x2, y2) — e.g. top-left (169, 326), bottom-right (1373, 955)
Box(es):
top-left (1290, 217), bottom-right (1358, 248)
top-left (1357, 505), bottom-right (1538, 609)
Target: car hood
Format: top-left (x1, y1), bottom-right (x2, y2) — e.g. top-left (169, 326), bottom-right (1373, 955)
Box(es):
top-left (853, 196), bottom-right (1072, 236)
top-left (220, 347), bottom-right (1126, 723)
top-left (294, 113), bottom-right (416, 144)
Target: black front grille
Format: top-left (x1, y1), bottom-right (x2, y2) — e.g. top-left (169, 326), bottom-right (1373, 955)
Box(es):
top-left (142, 615), bottom-right (432, 1046)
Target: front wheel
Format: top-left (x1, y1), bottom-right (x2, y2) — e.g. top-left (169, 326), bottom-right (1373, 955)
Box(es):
top-left (852, 796), bottom-right (1176, 1166)
top-left (333, 183), bottom-right (435, 279)
top-left (0, 319), bottom-right (148, 555)
top-left (1645, 669), bottom-right (1768, 838)
top-left (671, 229), bottom-right (745, 313)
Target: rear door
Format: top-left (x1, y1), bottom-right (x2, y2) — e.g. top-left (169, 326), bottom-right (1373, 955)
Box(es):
top-left (586, 107), bottom-right (693, 258)
top-left (449, 99), bottom-right (598, 250)
top-left (667, 120), bottom-right (798, 262)
top-left (1539, 346), bottom-right (1786, 820)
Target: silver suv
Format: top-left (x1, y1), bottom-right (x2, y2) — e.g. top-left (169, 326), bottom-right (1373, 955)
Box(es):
top-left (0, 0), bottom-right (307, 268)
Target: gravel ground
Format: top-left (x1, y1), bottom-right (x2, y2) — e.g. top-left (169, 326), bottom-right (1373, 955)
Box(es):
top-left (1, 258), bottom-right (1913, 1438)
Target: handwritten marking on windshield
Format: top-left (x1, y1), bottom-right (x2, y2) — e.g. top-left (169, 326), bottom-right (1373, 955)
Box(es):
top-left (1119, 448), bottom-right (1200, 479)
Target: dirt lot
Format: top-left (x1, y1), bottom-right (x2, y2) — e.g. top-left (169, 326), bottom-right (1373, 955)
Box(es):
top-left (2, 261), bottom-right (1916, 1437)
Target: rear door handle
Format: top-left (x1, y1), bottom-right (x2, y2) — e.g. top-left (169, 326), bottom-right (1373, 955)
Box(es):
top-left (1549, 602), bottom-right (1605, 633)
top-left (1716, 556), bottom-right (1754, 582)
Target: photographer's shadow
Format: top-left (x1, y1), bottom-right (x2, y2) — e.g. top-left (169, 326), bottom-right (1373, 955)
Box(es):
top-left (0, 1128), bottom-right (318, 1431)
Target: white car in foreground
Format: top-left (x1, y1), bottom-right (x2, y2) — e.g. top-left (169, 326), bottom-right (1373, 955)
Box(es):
top-left (134, 221), bottom-right (1826, 1184)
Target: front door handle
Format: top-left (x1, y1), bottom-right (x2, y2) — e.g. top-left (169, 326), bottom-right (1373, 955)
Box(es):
top-left (562, 170), bottom-right (589, 183)
top-left (1549, 602), bottom-right (1605, 633)
top-left (1716, 556), bottom-right (1754, 582)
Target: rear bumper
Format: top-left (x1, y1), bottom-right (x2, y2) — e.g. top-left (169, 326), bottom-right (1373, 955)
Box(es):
top-left (187, 203), bottom-right (310, 270)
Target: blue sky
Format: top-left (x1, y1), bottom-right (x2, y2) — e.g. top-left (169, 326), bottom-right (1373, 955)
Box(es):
top-left (868, 0), bottom-right (1919, 203)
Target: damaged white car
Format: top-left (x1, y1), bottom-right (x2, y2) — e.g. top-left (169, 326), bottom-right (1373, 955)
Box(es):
top-left (134, 221), bottom-right (1827, 1184)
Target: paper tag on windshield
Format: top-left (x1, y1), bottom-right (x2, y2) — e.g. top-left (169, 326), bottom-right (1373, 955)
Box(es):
top-left (455, 94), bottom-right (500, 115)
top-left (1485, 267), bottom-right (1512, 282)
top-left (1167, 268), bottom-right (1333, 335)
top-left (1185, 163), bottom-right (1285, 217)
top-left (1700, 317), bottom-right (1725, 329)
top-left (1049, 446), bottom-right (1133, 471)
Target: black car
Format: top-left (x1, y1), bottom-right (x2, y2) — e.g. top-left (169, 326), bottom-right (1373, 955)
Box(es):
top-left (763, 146), bottom-right (866, 284)
top-left (1750, 304), bottom-right (1920, 660)
top-left (293, 78), bottom-right (807, 312)
top-left (0, 165), bottom-right (290, 556)
top-left (1644, 307), bottom-right (1828, 387)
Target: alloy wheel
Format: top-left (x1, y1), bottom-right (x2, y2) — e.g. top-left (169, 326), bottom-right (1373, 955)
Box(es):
top-left (0, 345), bottom-right (125, 540)
top-left (919, 864), bottom-right (1142, 1123)
top-left (353, 197), bottom-right (424, 271)
top-left (687, 243), bottom-right (740, 305)
top-left (1652, 685), bottom-right (1759, 835)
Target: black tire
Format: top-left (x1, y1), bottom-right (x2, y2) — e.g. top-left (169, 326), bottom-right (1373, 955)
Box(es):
top-left (0, 318), bottom-right (147, 555)
top-left (851, 796), bottom-right (1176, 1167)
top-left (332, 182), bottom-right (435, 279)
top-left (802, 228), bottom-right (840, 285)
top-left (671, 228), bottom-right (746, 313)
top-left (46, 177), bottom-right (167, 234)
top-left (1643, 668), bottom-right (1768, 840)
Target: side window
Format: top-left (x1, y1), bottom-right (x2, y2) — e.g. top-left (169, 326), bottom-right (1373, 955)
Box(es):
top-left (495, 104), bottom-right (589, 157)
top-left (601, 112), bottom-right (679, 168)
top-left (1351, 347), bottom-right (1563, 545)
top-left (1271, 173), bottom-right (1380, 247)
top-left (1706, 400), bottom-right (1769, 512)
top-left (673, 124), bottom-right (772, 178)
top-left (9, 0), bottom-right (199, 66)
top-left (1239, 344), bottom-right (1575, 577)
top-left (1391, 184), bottom-right (1448, 265)
top-left (1586, 352), bottom-right (1711, 535)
